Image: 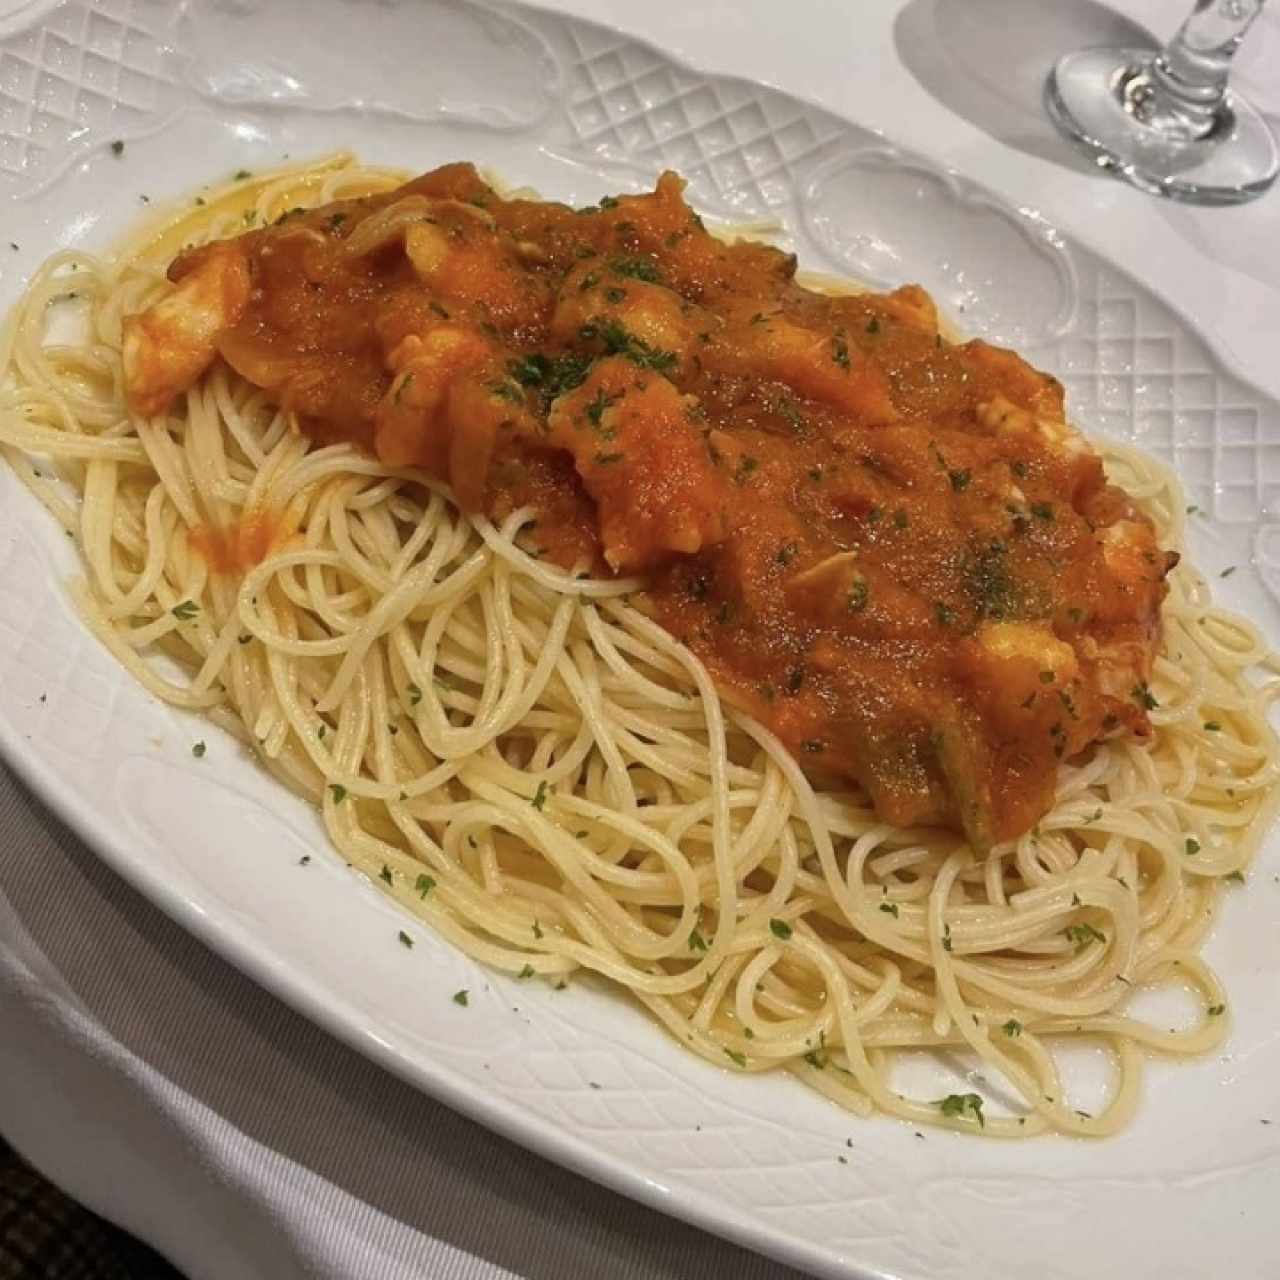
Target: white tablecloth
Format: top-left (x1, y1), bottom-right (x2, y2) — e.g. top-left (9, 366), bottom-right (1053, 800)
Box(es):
top-left (3, 2), bottom-right (1278, 1277)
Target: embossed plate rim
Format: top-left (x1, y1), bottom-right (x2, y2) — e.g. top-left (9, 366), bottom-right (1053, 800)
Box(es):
top-left (1, 3), bottom-right (1278, 1279)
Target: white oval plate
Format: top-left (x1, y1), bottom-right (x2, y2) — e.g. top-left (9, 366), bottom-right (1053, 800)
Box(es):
top-left (2, 3), bottom-right (1279, 1278)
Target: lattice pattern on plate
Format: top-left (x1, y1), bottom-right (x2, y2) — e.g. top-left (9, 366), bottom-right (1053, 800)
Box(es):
top-left (0, 0), bottom-right (180, 191)
top-left (562, 21), bottom-right (844, 215)
top-left (1029, 260), bottom-right (1279, 527)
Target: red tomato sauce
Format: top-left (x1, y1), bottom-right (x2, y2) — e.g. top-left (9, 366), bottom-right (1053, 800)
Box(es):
top-left (155, 164), bottom-right (1176, 845)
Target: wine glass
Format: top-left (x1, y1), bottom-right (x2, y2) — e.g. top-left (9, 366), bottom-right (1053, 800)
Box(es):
top-left (1046, 0), bottom-right (1278, 204)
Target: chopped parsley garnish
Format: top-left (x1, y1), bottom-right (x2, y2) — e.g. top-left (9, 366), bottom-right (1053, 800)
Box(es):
top-left (948, 468), bottom-right (971, 492)
top-left (801, 739), bottom-right (824, 753)
top-left (1207, 1003), bottom-right (1225, 1016)
top-left (937, 1093), bottom-right (985, 1126)
top-left (170, 600), bottom-right (199, 621)
top-left (609, 256), bottom-right (661, 283)
top-left (398, 930), bottom-right (414, 949)
top-left (724, 1048), bottom-right (747, 1067)
top-left (329, 784), bottom-right (348, 804)
top-left (415, 873), bottom-right (435, 898)
top-left (530, 780), bottom-right (549, 810)
top-left (594, 451), bottom-right (624, 465)
top-left (1204, 721), bottom-right (1221, 732)
top-left (407, 682), bottom-right (423, 706)
top-left (688, 928), bottom-right (708, 952)
top-left (585, 386), bottom-right (619, 429)
top-left (776, 542), bottom-right (798, 566)
top-left (879, 902), bottom-right (899, 918)
top-left (1226, 870), bottom-right (1245, 884)
top-left (964, 540), bottom-right (1017, 620)
top-left (1220, 566), bottom-right (1237, 578)
top-left (507, 351), bottom-right (592, 397)
top-left (803, 1050), bottom-right (826, 1070)
top-left (1063, 922), bottom-right (1106, 950)
top-left (934, 601), bottom-right (955, 627)
top-left (580, 317), bottom-right (677, 373)
top-left (775, 396), bottom-right (809, 432)
top-left (110, 140), bottom-right (124, 157)
top-left (1132, 682), bottom-right (1159, 710)
top-left (1029, 501), bottom-right (1054, 521)
top-left (191, 741), bottom-right (206, 758)
top-left (1185, 837), bottom-right (1201, 856)
top-left (1002, 1019), bottom-right (1022, 1037)
top-left (942, 923), bottom-right (952, 952)
top-left (452, 989), bottom-right (469, 1007)
top-left (379, 865), bottom-right (394, 886)
top-left (518, 964), bottom-right (535, 978)
top-left (1039, 670), bottom-right (1056, 684)
top-left (893, 509), bottom-right (909, 529)
top-left (769, 918), bottom-right (793, 941)
top-left (831, 336), bottom-right (851, 370)
top-left (865, 316), bottom-right (881, 335)
top-left (847, 579), bottom-right (869, 613)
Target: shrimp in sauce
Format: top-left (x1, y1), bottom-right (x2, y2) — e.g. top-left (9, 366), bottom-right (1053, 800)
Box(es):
top-left (123, 164), bottom-right (1177, 847)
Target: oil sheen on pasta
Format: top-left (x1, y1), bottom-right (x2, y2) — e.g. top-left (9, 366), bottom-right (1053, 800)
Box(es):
top-left (122, 163), bottom-right (1176, 848)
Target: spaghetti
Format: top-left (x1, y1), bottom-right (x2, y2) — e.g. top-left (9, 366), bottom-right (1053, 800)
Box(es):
top-left (3, 153), bottom-right (1277, 1137)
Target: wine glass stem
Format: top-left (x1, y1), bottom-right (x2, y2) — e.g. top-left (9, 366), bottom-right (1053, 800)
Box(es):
top-left (1146, 0), bottom-right (1267, 137)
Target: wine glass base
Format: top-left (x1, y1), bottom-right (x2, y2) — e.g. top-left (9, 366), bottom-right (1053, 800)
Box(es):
top-left (1046, 48), bottom-right (1279, 205)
